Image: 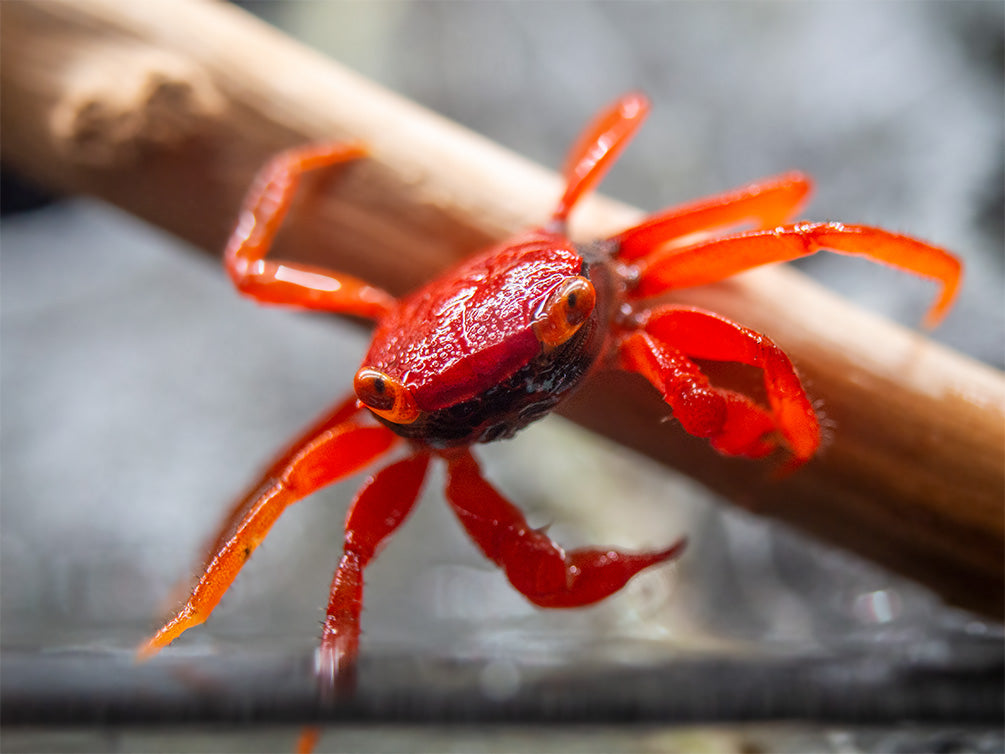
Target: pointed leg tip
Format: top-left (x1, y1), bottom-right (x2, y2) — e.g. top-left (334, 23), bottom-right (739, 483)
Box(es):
top-left (922, 302), bottom-right (951, 330)
top-left (659, 537), bottom-right (688, 562)
top-left (135, 636), bottom-right (164, 662)
top-left (135, 613), bottom-right (194, 662)
top-left (296, 726), bottom-right (322, 754)
top-left (316, 641), bottom-right (360, 701)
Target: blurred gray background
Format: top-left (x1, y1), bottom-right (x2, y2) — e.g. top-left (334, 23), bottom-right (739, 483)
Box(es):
top-left (2, 2), bottom-right (1002, 752)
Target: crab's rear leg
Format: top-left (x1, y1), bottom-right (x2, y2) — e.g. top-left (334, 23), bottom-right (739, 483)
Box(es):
top-left (549, 92), bottom-right (651, 228)
top-left (444, 450), bottom-right (685, 608)
top-left (612, 172), bottom-right (812, 261)
top-left (138, 418), bottom-right (399, 659)
top-left (631, 222), bottom-right (961, 327)
top-left (224, 142), bottom-right (395, 319)
top-left (618, 306), bottom-right (820, 467)
top-left (318, 452), bottom-right (430, 694)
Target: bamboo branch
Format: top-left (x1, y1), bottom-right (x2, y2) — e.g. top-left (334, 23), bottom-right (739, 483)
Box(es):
top-left (3, 0), bottom-right (1002, 619)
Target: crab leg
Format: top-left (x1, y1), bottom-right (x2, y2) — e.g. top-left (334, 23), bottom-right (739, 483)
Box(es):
top-left (617, 330), bottom-right (780, 460)
top-left (632, 222), bottom-right (961, 327)
top-left (157, 396), bottom-right (364, 613)
top-left (224, 142), bottom-right (395, 319)
top-left (550, 92), bottom-right (651, 227)
top-left (626, 306), bottom-right (821, 465)
top-left (318, 452), bottom-right (430, 694)
top-left (138, 420), bottom-right (398, 659)
top-left (444, 449), bottom-right (685, 608)
top-left (612, 172), bottom-right (812, 261)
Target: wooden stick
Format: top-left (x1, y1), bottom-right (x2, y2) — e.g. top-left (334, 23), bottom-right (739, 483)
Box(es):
top-left (3, 0), bottom-right (1002, 618)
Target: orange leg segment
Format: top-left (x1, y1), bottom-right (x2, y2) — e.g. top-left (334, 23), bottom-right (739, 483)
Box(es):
top-left (444, 449), bottom-right (685, 608)
top-left (631, 306), bottom-right (821, 465)
top-left (138, 420), bottom-right (398, 659)
top-left (176, 395), bottom-right (363, 601)
top-left (318, 452), bottom-right (430, 694)
top-left (550, 92), bottom-right (651, 227)
top-left (224, 143), bottom-right (395, 319)
top-left (632, 222), bottom-right (961, 327)
top-left (612, 172), bottom-right (812, 261)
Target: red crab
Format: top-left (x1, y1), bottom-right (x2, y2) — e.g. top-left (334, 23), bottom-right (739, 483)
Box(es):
top-left (139, 93), bottom-right (960, 690)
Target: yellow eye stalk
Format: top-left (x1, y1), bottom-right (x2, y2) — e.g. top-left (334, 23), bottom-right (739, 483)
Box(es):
top-left (533, 275), bottom-right (597, 349)
top-left (354, 368), bottom-right (420, 424)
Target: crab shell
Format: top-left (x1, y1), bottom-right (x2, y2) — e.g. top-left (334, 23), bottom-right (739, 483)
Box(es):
top-left (356, 231), bottom-right (616, 446)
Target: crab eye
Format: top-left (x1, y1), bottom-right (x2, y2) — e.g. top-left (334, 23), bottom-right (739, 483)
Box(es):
top-left (353, 368), bottom-right (420, 425)
top-left (533, 275), bottom-right (597, 349)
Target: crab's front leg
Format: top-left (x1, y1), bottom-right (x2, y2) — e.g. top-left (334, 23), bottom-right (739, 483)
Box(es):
top-left (166, 396), bottom-right (363, 608)
top-left (444, 450), bottom-right (685, 608)
top-left (319, 452), bottom-right (429, 694)
top-left (616, 330), bottom-right (779, 460)
top-left (138, 411), bottom-right (399, 659)
top-left (616, 307), bottom-right (820, 467)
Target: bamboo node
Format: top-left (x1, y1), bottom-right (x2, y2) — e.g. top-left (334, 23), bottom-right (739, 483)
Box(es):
top-left (49, 46), bottom-right (225, 168)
